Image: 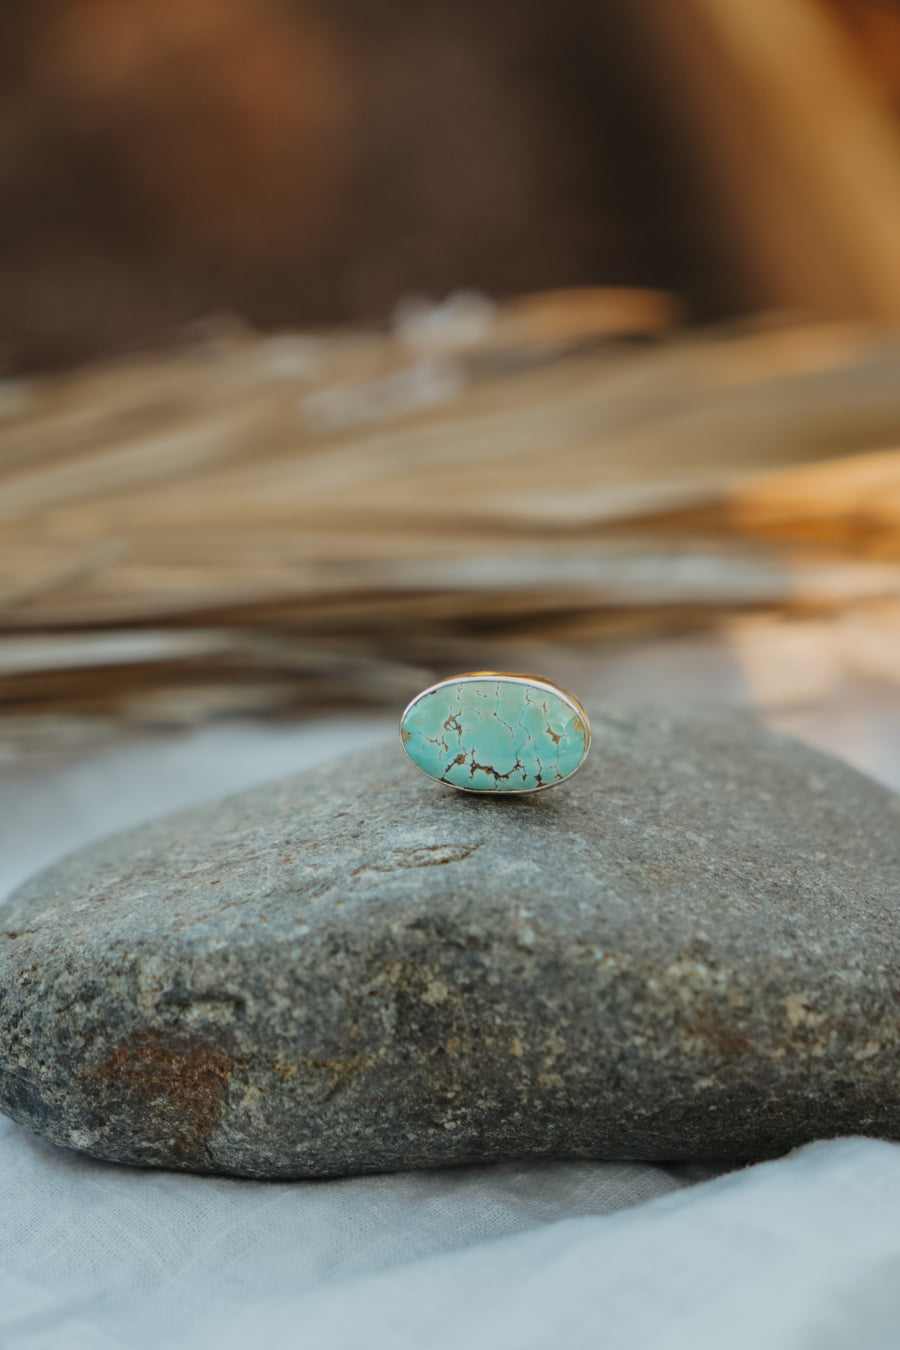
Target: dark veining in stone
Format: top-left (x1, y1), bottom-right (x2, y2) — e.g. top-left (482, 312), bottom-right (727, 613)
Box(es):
top-left (1, 707), bottom-right (899, 1177)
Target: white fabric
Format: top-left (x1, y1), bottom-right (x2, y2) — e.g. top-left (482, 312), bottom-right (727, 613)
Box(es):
top-left (2, 720), bottom-right (900, 1349)
top-left (3, 1123), bottom-right (900, 1349)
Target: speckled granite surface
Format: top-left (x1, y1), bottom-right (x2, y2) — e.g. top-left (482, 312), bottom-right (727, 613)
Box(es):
top-left (1, 706), bottom-right (899, 1177)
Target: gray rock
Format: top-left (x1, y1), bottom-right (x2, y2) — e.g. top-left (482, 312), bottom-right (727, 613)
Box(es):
top-left (2, 708), bottom-right (900, 1178)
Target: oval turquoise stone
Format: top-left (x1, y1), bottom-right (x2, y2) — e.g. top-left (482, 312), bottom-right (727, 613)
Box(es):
top-left (400, 675), bottom-right (589, 793)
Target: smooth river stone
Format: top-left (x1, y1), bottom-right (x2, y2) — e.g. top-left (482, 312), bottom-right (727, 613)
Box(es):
top-left (2, 707), bottom-right (900, 1178)
top-left (400, 674), bottom-right (589, 791)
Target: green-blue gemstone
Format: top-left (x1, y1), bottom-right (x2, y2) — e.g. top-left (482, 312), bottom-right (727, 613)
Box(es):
top-left (400, 676), bottom-right (589, 793)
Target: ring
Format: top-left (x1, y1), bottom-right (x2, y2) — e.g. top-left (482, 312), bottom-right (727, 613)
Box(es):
top-left (400, 672), bottom-right (591, 794)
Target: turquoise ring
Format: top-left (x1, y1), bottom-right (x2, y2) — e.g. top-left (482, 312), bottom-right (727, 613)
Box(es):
top-left (400, 672), bottom-right (591, 794)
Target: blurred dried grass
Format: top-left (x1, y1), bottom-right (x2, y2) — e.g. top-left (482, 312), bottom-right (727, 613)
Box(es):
top-left (2, 287), bottom-right (900, 757)
top-left (4, 0), bottom-right (900, 760)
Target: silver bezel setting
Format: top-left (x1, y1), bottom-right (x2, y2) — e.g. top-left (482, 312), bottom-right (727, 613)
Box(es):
top-left (399, 670), bottom-right (591, 794)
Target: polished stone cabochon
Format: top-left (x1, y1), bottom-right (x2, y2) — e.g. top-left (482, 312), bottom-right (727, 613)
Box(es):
top-left (400, 675), bottom-right (589, 792)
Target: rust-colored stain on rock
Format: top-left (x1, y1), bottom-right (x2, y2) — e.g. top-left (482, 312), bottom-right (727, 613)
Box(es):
top-left (684, 1002), bottom-right (754, 1058)
top-left (84, 1028), bottom-right (234, 1164)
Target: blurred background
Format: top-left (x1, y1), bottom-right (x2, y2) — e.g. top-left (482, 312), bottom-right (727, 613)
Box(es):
top-left (3, 0), bottom-right (900, 870)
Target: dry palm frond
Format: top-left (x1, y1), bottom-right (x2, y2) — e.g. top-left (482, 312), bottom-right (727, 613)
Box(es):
top-left (2, 290), bottom-right (900, 752)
